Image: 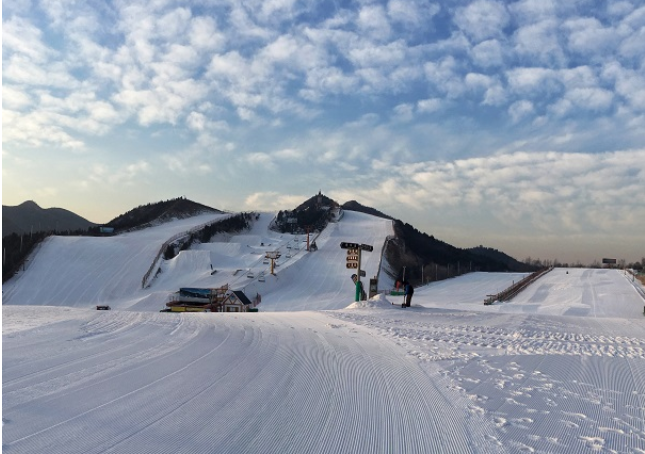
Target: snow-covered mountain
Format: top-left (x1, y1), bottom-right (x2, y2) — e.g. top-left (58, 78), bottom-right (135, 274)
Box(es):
top-left (2, 209), bottom-right (396, 311)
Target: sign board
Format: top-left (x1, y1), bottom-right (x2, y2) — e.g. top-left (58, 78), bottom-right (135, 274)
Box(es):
top-left (602, 258), bottom-right (617, 264)
top-left (340, 242), bottom-right (373, 252)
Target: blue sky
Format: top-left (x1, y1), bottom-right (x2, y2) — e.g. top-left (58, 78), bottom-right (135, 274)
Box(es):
top-left (2, 0), bottom-right (644, 264)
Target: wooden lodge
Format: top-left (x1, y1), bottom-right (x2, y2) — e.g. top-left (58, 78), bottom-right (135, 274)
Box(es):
top-left (163, 285), bottom-right (255, 313)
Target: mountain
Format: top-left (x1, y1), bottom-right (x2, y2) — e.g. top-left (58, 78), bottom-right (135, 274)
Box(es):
top-left (3, 194), bottom-right (533, 286)
top-left (104, 197), bottom-right (222, 232)
top-left (271, 191), bottom-right (340, 233)
top-left (2, 197), bottom-right (226, 283)
top-left (467, 246), bottom-right (535, 272)
top-left (2, 201), bottom-right (96, 236)
top-left (341, 200), bottom-right (394, 220)
top-left (278, 193), bottom-right (537, 285)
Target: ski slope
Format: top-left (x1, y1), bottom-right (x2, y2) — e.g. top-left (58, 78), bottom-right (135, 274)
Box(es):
top-left (2, 213), bottom-right (230, 308)
top-left (3, 211), bottom-right (645, 453)
top-left (3, 210), bottom-right (394, 311)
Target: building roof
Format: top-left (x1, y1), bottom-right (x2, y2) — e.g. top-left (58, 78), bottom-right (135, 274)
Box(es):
top-left (232, 290), bottom-right (253, 306)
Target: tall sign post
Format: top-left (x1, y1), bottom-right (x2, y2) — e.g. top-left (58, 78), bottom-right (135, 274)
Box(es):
top-left (340, 242), bottom-right (373, 301)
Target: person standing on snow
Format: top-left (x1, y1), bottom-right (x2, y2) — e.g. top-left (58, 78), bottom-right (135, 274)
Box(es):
top-left (402, 280), bottom-right (414, 307)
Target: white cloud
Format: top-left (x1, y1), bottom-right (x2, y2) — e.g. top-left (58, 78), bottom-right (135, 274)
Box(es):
top-left (622, 5), bottom-right (645, 29)
top-left (557, 66), bottom-right (598, 89)
top-left (513, 19), bottom-right (566, 67)
top-left (565, 87), bottom-right (613, 111)
top-left (2, 16), bottom-right (54, 61)
top-left (471, 39), bottom-right (504, 68)
top-left (228, 3), bottom-right (273, 41)
top-left (275, 148), bottom-right (305, 161)
top-left (2, 109), bottom-right (85, 150)
top-left (245, 152), bottom-right (276, 169)
top-left (508, 0), bottom-right (556, 25)
top-left (417, 98), bottom-right (443, 113)
top-left (607, 1), bottom-right (635, 17)
top-left (618, 26), bottom-right (645, 60)
top-left (392, 103), bottom-right (414, 122)
top-left (357, 4), bottom-right (391, 41)
top-left (387, 0), bottom-right (440, 28)
top-left (454, 0), bottom-right (510, 43)
top-left (509, 100), bottom-right (534, 122)
top-left (156, 7), bottom-right (192, 41)
top-left (424, 56), bottom-right (466, 98)
top-left (2, 86), bottom-right (34, 110)
top-left (113, 66), bottom-right (209, 126)
top-left (244, 192), bottom-right (305, 211)
top-left (602, 62), bottom-right (645, 111)
top-left (3, 55), bottom-right (78, 88)
top-left (506, 67), bottom-right (556, 95)
top-left (189, 16), bottom-right (226, 51)
top-left (85, 160), bottom-right (151, 187)
top-left (347, 40), bottom-right (406, 69)
top-left (186, 112), bottom-right (207, 131)
top-left (303, 66), bottom-right (358, 97)
top-left (348, 150), bottom-right (645, 236)
top-left (563, 17), bottom-right (620, 56)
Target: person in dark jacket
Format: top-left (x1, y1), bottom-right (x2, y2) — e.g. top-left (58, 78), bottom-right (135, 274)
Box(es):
top-left (402, 280), bottom-right (414, 307)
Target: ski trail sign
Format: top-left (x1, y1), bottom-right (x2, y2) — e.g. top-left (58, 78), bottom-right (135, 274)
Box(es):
top-left (340, 242), bottom-right (373, 301)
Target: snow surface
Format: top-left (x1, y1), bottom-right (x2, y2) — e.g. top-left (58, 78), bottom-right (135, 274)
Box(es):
top-left (3, 211), bottom-right (645, 453)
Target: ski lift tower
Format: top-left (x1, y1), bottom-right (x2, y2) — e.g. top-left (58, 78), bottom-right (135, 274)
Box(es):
top-left (265, 251), bottom-right (281, 275)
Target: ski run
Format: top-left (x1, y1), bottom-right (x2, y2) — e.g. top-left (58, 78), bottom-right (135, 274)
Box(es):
top-left (3, 210), bottom-right (645, 453)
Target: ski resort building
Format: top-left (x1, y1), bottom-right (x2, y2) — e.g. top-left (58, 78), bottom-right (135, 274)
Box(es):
top-left (164, 285), bottom-right (255, 313)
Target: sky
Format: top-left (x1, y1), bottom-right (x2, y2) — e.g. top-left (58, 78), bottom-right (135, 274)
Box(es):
top-left (2, 0), bottom-right (645, 264)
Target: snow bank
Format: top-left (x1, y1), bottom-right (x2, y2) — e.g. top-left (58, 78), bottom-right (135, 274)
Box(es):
top-left (345, 292), bottom-right (394, 309)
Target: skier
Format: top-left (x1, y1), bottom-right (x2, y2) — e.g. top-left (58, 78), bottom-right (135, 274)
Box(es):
top-left (402, 280), bottom-right (414, 308)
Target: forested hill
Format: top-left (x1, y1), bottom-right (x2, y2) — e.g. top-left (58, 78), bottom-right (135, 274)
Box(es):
top-left (468, 246), bottom-right (535, 272)
top-left (104, 197), bottom-right (222, 232)
top-left (339, 197), bottom-right (536, 284)
top-left (2, 201), bottom-right (96, 236)
top-left (341, 200), bottom-right (394, 220)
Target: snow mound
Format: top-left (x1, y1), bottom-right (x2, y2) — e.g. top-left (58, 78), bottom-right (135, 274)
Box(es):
top-left (345, 293), bottom-right (394, 309)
